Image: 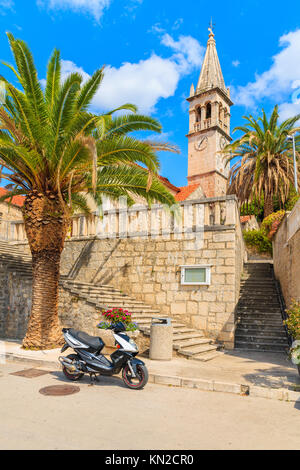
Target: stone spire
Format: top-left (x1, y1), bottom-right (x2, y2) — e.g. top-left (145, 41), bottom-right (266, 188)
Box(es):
top-left (196, 28), bottom-right (227, 94)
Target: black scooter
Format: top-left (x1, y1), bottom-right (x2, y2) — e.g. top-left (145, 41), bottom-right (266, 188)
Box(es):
top-left (59, 323), bottom-right (148, 390)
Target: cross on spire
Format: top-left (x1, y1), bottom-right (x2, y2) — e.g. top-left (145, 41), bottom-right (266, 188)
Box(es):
top-left (208, 17), bottom-right (215, 36)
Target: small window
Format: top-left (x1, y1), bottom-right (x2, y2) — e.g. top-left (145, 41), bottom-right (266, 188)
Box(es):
top-left (181, 265), bottom-right (211, 286)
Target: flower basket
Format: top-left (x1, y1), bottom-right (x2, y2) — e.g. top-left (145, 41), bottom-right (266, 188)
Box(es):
top-left (97, 307), bottom-right (139, 332)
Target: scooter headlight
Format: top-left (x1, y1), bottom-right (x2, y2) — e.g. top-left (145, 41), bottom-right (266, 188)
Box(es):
top-left (129, 339), bottom-right (138, 350)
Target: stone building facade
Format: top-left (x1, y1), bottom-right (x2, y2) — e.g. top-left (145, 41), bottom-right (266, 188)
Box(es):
top-left (0, 188), bottom-right (24, 241)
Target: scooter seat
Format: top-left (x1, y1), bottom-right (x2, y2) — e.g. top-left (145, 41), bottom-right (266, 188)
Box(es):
top-left (69, 329), bottom-right (103, 350)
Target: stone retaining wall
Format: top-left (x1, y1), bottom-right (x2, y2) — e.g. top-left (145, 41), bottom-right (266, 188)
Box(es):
top-left (0, 264), bottom-right (32, 340)
top-left (60, 224), bottom-right (244, 348)
top-left (273, 199), bottom-right (300, 307)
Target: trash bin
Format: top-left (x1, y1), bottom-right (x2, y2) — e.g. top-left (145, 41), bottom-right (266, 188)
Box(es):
top-left (149, 318), bottom-right (173, 361)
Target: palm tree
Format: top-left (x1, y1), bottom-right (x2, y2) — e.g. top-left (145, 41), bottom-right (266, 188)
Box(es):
top-left (0, 34), bottom-right (177, 350)
top-left (224, 105), bottom-right (300, 218)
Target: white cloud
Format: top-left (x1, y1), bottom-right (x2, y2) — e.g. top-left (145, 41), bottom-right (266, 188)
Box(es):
top-left (233, 29), bottom-right (300, 114)
top-left (278, 102), bottom-right (300, 121)
top-left (59, 33), bottom-right (204, 114)
top-left (232, 60), bottom-right (240, 68)
top-left (161, 33), bottom-right (204, 74)
top-left (0, 0), bottom-right (14, 11)
top-left (37, 0), bottom-right (111, 21)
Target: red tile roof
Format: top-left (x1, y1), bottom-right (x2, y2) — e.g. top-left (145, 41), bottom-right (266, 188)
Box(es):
top-left (0, 187), bottom-right (24, 207)
top-left (240, 215), bottom-right (251, 223)
top-left (157, 175), bottom-right (180, 193)
top-left (175, 184), bottom-right (201, 202)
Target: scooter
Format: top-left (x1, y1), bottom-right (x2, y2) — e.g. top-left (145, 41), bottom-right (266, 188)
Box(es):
top-left (59, 323), bottom-right (148, 390)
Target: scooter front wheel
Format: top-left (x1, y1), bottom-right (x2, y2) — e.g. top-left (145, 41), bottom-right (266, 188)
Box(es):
top-left (122, 364), bottom-right (148, 390)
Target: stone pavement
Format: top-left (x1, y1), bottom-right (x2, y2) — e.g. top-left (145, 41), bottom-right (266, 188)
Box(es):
top-left (1, 340), bottom-right (300, 402)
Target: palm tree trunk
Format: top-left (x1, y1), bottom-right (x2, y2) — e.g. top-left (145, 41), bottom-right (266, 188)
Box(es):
top-left (264, 193), bottom-right (274, 219)
top-left (22, 191), bottom-right (70, 350)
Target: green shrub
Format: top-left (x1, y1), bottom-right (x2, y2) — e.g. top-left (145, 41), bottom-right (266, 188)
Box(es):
top-left (243, 229), bottom-right (272, 254)
top-left (284, 300), bottom-right (300, 339)
top-left (261, 210), bottom-right (285, 238)
top-left (285, 191), bottom-right (300, 211)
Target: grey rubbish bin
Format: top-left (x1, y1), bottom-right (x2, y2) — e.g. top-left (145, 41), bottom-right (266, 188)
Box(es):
top-left (149, 317), bottom-right (173, 361)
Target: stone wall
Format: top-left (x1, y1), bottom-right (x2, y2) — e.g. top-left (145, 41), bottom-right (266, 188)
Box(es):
top-left (6, 197), bottom-right (245, 348)
top-left (273, 200), bottom-right (300, 307)
top-left (0, 264), bottom-right (32, 340)
top-left (60, 226), bottom-right (244, 349)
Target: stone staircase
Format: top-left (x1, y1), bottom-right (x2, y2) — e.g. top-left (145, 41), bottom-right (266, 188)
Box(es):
top-left (0, 241), bottom-right (32, 279)
top-left (62, 280), bottom-right (220, 362)
top-left (235, 262), bottom-right (289, 353)
top-left (0, 241), bottom-right (220, 361)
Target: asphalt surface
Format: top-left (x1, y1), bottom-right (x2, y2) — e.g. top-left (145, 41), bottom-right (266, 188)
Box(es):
top-left (0, 361), bottom-right (300, 450)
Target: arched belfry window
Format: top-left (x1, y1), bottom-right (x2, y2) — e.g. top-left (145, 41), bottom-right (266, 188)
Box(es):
top-left (206, 103), bottom-right (211, 119)
top-left (219, 103), bottom-right (223, 122)
top-left (195, 107), bottom-right (201, 123)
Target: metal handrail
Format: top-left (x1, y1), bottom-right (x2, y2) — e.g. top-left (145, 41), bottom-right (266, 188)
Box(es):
top-left (273, 269), bottom-right (293, 347)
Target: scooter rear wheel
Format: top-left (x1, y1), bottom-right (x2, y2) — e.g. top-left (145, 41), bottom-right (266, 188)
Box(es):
top-left (62, 354), bottom-right (84, 382)
top-left (122, 364), bottom-right (148, 390)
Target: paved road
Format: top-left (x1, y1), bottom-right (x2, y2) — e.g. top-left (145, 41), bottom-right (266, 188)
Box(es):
top-left (0, 361), bottom-right (300, 450)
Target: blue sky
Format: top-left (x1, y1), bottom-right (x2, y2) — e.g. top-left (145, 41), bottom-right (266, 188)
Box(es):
top-left (0, 0), bottom-right (300, 186)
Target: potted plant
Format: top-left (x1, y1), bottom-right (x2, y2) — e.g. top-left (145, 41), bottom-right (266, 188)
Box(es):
top-left (284, 300), bottom-right (300, 376)
top-left (98, 308), bottom-right (139, 334)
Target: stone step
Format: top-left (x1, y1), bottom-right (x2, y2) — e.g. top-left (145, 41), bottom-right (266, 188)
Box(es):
top-left (235, 328), bottom-right (287, 337)
top-left (235, 342), bottom-right (288, 353)
top-left (239, 286), bottom-right (277, 292)
top-left (100, 306), bottom-right (161, 314)
top-left (177, 338), bottom-right (213, 352)
top-left (240, 278), bottom-right (275, 283)
top-left (190, 351), bottom-right (221, 362)
top-left (178, 344), bottom-right (218, 358)
top-left (173, 328), bottom-right (197, 335)
top-left (173, 337), bottom-right (210, 350)
top-left (237, 303), bottom-right (281, 310)
top-left (64, 281), bottom-right (117, 291)
top-left (236, 316), bottom-right (283, 324)
top-left (235, 334), bottom-right (288, 345)
top-left (237, 306), bottom-right (282, 313)
top-left (171, 332), bottom-right (204, 341)
top-left (236, 320), bottom-right (284, 328)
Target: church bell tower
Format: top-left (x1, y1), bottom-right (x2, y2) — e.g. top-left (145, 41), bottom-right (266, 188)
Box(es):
top-left (187, 27), bottom-right (233, 197)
